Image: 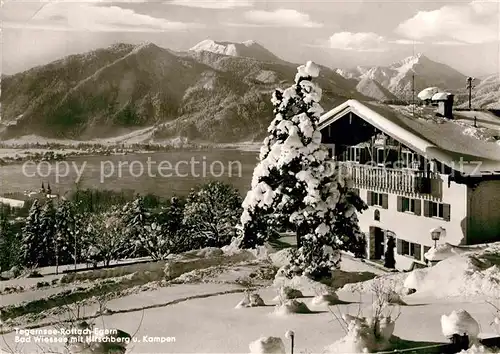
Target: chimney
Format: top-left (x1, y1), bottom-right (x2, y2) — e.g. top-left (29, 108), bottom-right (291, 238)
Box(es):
top-left (434, 93), bottom-right (454, 119)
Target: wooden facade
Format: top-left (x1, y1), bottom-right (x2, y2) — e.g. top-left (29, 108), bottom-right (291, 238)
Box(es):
top-left (321, 112), bottom-right (440, 198)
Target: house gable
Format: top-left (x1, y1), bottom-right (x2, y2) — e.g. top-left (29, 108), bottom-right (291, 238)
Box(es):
top-left (319, 100), bottom-right (500, 176)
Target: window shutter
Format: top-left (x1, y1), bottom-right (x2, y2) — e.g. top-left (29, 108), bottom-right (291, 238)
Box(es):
top-left (413, 244), bottom-right (422, 261)
top-left (423, 200), bottom-right (430, 217)
top-left (367, 191), bottom-right (373, 206)
top-left (414, 199), bottom-right (422, 216)
top-left (382, 194), bottom-right (389, 209)
top-left (397, 196), bottom-right (403, 212)
top-left (443, 204), bottom-right (451, 221)
top-left (396, 239), bottom-right (403, 254)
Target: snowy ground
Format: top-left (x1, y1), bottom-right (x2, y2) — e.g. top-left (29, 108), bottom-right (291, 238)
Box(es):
top-left (2, 245), bottom-right (500, 353)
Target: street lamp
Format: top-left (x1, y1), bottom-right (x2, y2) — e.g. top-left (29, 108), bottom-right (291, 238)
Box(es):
top-left (430, 226), bottom-right (446, 248)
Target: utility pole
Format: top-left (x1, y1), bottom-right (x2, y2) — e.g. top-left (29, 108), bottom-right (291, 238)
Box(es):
top-left (466, 77), bottom-right (475, 111)
top-left (412, 72), bottom-right (415, 117)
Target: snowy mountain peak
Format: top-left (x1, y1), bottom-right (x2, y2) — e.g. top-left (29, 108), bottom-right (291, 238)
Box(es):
top-left (242, 40), bottom-right (257, 47)
top-left (392, 53), bottom-right (426, 69)
top-left (334, 53), bottom-right (466, 100)
top-left (189, 39), bottom-right (281, 62)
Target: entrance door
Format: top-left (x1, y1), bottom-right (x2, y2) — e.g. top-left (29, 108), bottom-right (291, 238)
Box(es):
top-left (370, 226), bottom-right (385, 259)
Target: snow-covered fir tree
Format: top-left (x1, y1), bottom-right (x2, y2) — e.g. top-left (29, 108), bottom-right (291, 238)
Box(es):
top-left (39, 200), bottom-right (56, 267)
top-left (183, 181), bottom-right (242, 248)
top-left (158, 197), bottom-right (184, 237)
top-left (0, 213), bottom-right (20, 271)
top-left (239, 61), bottom-right (366, 279)
top-left (54, 200), bottom-right (77, 267)
top-left (121, 196), bottom-right (148, 257)
top-left (331, 188), bottom-right (368, 258)
top-left (22, 200), bottom-right (43, 267)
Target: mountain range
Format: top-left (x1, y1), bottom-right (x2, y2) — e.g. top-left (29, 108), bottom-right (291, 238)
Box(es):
top-left (335, 53), bottom-right (468, 100)
top-left (1, 40), bottom-right (498, 143)
top-left (335, 54), bottom-right (500, 108)
top-left (0, 40), bottom-right (360, 142)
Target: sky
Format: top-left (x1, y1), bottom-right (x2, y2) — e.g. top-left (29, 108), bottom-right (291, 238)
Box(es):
top-left (1, 0), bottom-right (500, 77)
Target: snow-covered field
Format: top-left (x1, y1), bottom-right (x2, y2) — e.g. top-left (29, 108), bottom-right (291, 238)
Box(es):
top-left (2, 245), bottom-right (500, 353)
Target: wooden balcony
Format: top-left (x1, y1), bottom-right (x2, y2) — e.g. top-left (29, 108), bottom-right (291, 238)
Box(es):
top-left (339, 162), bottom-right (439, 196)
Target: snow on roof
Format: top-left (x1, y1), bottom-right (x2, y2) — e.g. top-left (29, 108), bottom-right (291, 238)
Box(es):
top-left (417, 87), bottom-right (440, 101)
top-left (319, 99), bottom-right (500, 174)
top-left (431, 92), bottom-right (451, 101)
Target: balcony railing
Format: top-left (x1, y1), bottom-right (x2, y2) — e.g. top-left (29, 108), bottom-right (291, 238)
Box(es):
top-left (339, 162), bottom-right (438, 196)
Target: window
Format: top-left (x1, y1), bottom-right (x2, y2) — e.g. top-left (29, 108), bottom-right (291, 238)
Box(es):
top-left (402, 151), bottom-right (420, 170)
top-left (424, 201), bottom-right (451, 221)
top-left (396, 239), bottom-right (422, 261)
top-left (346, 147), bottom-right (361, 163)
top-left (401, 240), bottom-right (410, 255)
top-left (397, 196), bottom-right (421, 215)
top-left (376, 148), bottom-right (385, 166)
top-left (412, 244), bottom-right (422, 261)
top-left (374, 209), bottom-right (380, 221)
top-left (367, 191), bottom-right (388, 209)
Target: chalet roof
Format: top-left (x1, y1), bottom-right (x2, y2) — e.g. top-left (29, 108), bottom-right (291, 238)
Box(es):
top-left (319, 99), bottom-right (500, 175)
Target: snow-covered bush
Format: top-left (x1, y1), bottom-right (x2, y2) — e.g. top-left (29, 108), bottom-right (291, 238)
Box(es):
top-left (441, 309), bottom-right (480, 342)
top-left (274, 299), bottom-right (312, 315)
top-left (235, 291), bottom-right (265, 308)
top-left (272, 286), bottom-right (303, 302)
top-left (238, 61), bottom-right (366, 279)
top-left (137, 222), bottom-right (173, 261)
top-left (325, 314), bottom-right (395, 353)
top-left (403, 268), bottom-right (429, 292)
top-left (83, 209), bottom-right (129, 266)
top-left (249, 336), bottom-right (286, 354)
top-left (273, 268), bottom-right (331, 296)
top-left (183, 181), bottom-right (242, 248)
top-left (310, 293), bottom-right (340, 306)
top-left (331, 277), bottom-right (401, 352)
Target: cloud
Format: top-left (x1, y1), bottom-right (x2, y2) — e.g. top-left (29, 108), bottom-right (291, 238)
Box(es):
top-left (4, 3), bottom-right (202, 32)
top-left (323, 32), bottom-right (426, 51)
top-left (431, 40), bottom-right (468, 46)
top-left (396, 0), bottom-right (500, 44)
top-left (241, 9), bottom-right (322, 28)
top-left (167, 0), bottom-right (253, 9)
top-left (328, 32), bottom-right (388, 51)
top-left (389, 39), bottom-right (424, 45)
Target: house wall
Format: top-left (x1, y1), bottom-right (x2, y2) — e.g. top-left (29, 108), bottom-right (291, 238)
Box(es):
top-left (356, 174), bottom-right (468, 271)
top-left (467, 180), bottom-right (500, 244)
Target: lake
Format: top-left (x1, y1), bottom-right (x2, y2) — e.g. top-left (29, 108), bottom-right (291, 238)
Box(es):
top-left (0, 149), bottom-right (259, 197)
